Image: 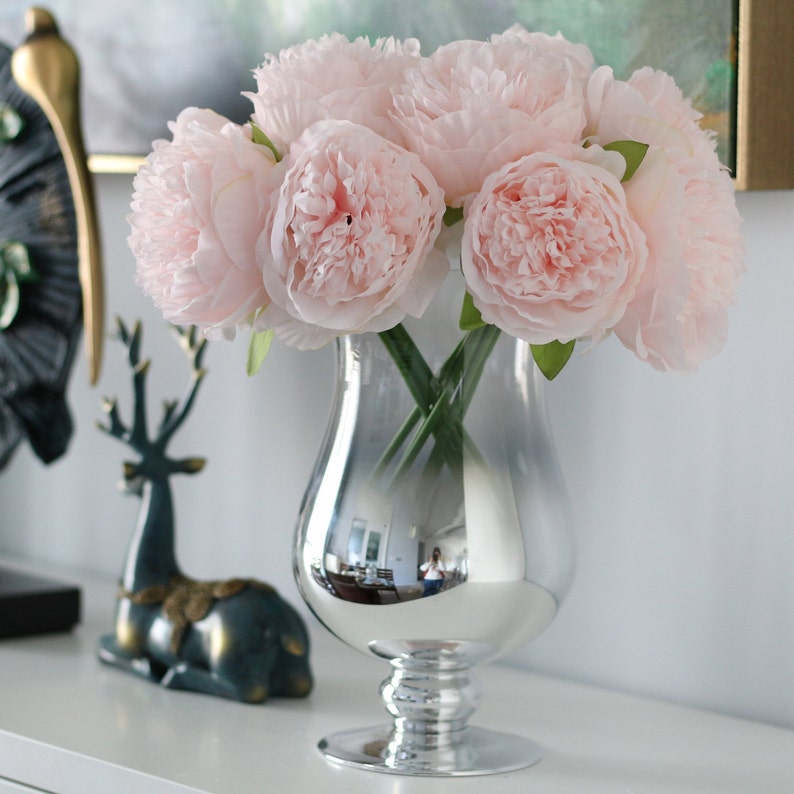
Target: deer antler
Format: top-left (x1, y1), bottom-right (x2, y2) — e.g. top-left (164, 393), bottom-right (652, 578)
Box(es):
top-left (97, 318), bottom-right (150, 449)
top-left (159, 325), bottom-right (208, 445)
top-left (97, 319), bottom-right (208, 477)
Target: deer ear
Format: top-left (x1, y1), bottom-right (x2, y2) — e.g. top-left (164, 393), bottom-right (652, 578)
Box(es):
top-left (121, 461), bottom-right (145, 496)
top-left (180, 457), bottom-right (206, 474)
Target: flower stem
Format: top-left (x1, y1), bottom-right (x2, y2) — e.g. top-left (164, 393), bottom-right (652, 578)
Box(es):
top-left (419, 324), bottom-right (500, 485)
top-left (375, 322), bottom-right (501, 490)
top-left (377, 323), bottom-right (436, 413)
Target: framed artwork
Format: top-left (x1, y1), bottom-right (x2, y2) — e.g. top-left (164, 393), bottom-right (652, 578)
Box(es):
top-left (0, 1), bottom-right (790, 188)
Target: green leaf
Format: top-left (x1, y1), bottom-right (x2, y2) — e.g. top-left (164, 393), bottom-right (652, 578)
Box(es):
top-left (1, 241), bottom-right (35, 282)
top-left (603, 139), bottom-right (649, 182)
top-left (0, 103), bottom-right (24, 144)
top-left (459, 292), bottom-right (486, 331)
top-left (443, 206), bottom-right (464, 227)
top-left (0, 274), bottom-right (19, 330)
top-left (249, 122), bottom-right (281, 162)
top-left (246, 328), bottom-right (274, 376)
top-left (531, 339), bottom-right (575, 380)
top-left (0, 241), bottom-right (35, 330)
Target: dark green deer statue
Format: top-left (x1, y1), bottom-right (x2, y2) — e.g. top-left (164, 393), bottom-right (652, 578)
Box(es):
top-left (96, 319), bottom-right (312, 703)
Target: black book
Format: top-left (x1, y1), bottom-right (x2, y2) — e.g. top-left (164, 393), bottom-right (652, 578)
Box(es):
top-left (0, 568), bottom-right (80, 639)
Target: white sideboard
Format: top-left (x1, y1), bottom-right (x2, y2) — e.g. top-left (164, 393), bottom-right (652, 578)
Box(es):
top-left (1, 556), bottom-right (793, 793)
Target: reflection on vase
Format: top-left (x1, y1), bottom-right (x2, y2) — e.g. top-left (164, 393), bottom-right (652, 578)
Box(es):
top-left (294, 269), bottom-right (574, 776)
top-left (420, 546), bottom-right (446, 597)
top-left (312, 538), bottom-right (457, 604)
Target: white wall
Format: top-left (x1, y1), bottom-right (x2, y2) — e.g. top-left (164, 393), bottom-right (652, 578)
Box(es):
top-left (511, 188), bottom-right (794, 729)
top-left (1, 175), bottom-right (792, 730)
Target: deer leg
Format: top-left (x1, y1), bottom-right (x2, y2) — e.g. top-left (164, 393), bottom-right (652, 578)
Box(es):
top-left (161, 660), bottom-right (270, 703)
top-left (268, 653), bottom-right (313, 698)
top-left (268, 602), bottom-right (313, 697)
top-left (97, 633), bottom-right (168, 682)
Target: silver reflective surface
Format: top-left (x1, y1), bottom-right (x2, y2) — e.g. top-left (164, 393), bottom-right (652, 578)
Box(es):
top-left (293, 271), bottom-right (574, 775)
top-left (320, 723), bottom-right (544, 777)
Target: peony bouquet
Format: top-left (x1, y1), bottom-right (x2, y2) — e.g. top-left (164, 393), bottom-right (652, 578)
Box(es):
top-left (128, 25), bottom-right (743, 385)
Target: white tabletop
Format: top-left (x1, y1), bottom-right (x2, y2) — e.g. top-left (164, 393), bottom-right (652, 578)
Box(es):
top-left (1, 556), bottom-right (793, 793)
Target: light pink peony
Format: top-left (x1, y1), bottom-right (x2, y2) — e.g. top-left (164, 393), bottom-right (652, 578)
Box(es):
top-left (628, 67), bottom-right (719, 162)
top-left (492, 24), bottom-right (595, 80)
top-left (585, 67), bottom-right (744, 371)
top-left (257, 120), bottom-right (447, 349)
top-left (461, 145), bottom-right (648, 345)
top-left (391, 29), bottom-right (589, 207)
top-left (585, 65), bottom-right (714, 160)
top-left (129, 107), bottom-right (279, 340)
top-left (247, 33), bottom-right (420, 155)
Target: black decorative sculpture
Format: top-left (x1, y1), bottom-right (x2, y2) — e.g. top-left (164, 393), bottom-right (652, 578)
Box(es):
top-left (97, 319), bottom-right (312, 703)
top-left (0, 21), bottom-right (80, 468)
top-left (0, 8), bottom-right (104, 638)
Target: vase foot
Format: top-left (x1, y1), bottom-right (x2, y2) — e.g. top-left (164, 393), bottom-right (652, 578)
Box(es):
top-left (318, 724), bottom-right (543, 777)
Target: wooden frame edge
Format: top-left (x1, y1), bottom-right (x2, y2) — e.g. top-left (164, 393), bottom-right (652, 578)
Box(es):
top-left (735, 0), bottom-right (794, 190)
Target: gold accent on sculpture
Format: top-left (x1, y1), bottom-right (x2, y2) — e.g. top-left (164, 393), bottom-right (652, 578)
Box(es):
top-left (11, 7), bottom-right (104, 383)
top-left (120, 576), bottom-right (276, 654)
top-left (282, 636), bottom-right (307, 657)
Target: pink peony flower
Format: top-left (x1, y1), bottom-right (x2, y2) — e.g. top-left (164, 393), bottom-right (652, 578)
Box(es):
top-left (129, 107), bottom-right (279, 340)
top-left (585, 65), bottom-right (713, 160)
top-left (628, 67), bottom-right (719, 162)
top-left (391, 28), bottom-right (589, 207)
top-left (585, 67), bottom-right (744, 371)
top-left (615, 150), bottom-right (744, 372)
top-left (492, 24), bottom-right (595, 80)
top-left (257, 120), bottom-right (447, 349)
top-left (461, 145), bottom-right (647, 345)
top-left (247, 33), bottom-right (420, 155)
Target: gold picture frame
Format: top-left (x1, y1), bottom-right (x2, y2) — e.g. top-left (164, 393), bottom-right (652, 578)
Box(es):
top-left (2, 1), bottom-right (790, 189)
top-left (735, 0), bottom-right (794, 190)
top-left (88, 0), bottom-right (794, 190)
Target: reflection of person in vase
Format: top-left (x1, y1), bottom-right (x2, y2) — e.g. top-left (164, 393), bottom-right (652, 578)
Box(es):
top-left (420, 547), bottom-right (446, 597)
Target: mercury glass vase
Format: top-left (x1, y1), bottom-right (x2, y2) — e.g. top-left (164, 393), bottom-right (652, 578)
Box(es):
top-left (293, 268), bottom-right (575, 776)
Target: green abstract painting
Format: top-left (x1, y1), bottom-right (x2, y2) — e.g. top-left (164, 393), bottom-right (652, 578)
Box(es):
top-left (0, 0), bottom-right (737, 168)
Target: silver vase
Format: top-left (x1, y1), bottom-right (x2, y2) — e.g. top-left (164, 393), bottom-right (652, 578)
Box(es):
top-left (293, 269), bottom-right (575, 776)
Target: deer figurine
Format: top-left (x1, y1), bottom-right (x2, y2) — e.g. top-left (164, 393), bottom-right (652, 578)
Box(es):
top-left (96, 318), bottom-right (312, 703)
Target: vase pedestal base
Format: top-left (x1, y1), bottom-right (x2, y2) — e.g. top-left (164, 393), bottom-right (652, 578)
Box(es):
top-left (319, 724), bottom-right (543, 777)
